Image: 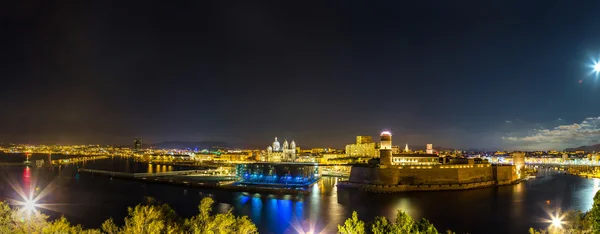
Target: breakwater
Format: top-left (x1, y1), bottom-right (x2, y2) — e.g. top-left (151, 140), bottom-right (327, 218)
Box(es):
top-left (52, 156), bottom-right (109, 165)
top-left (78, 168), bottom-right (312, 195)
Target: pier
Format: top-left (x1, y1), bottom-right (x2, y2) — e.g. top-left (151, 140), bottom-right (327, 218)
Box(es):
top-left (77, 168), bottom-right (313, 195)
top-left (51, 156), bottom-right (110, 165)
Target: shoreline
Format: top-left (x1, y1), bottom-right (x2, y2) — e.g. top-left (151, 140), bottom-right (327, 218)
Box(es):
top-left (336, 179), bottom-right (522, 193)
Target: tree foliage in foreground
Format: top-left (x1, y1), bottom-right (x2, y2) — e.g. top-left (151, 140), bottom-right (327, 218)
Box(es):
top-left (337, 190), bottom-right (600, 234)
top-left (338, 209), bottom-right (442, 234)
top-left (0, 197), bottom-right (256, 234)
top-left (7, 190), bottom-right (600, 234)
top-left (338, 211), bottom-right (366, 234)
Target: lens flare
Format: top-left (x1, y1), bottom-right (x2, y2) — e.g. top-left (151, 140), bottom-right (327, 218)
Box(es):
top-left (588, 57), bottom-right (600, 77)
top-left (24, 198), bottom-right (36, 212)
top-left (551, 216), bottom-right (562, 228)
top-left (3, 166), bottom-right (71, 217)
top-left (594, 62), bottom-right (600, 73)
top-left (542, 209), bottom-right (565, 230)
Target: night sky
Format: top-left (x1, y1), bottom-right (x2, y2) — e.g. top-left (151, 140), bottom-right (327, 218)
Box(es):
top-left (2, 1), bottom-right (600, 150)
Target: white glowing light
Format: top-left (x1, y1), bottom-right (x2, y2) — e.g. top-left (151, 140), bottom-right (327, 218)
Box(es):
top-left (588, 57), bottom-right (600, 77)
top-left (594, 62), bottom-right (600, 72)
top-left (24, 198), bottom-right (36, 211)
top-left (551, 217), bottom-right (562, 228)
top-left (546, 210), bottom-right (565, 229)
top-left (381, 131), bottom-right (392, 136)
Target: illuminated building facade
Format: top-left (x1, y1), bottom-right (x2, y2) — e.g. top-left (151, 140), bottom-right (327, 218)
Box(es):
top-left (344, 130), bottom-right (519, 190)
top-left (356, 136), bottom-right (372, 144)
top-left (345, 135), bottom-right (379, 157)
top-left (266, 137), bottom-right (297, 162)
top-left (236, 163), bottom-right (320, 186)
top-left (392, 146), bottom-right (401, 154)
top-left (380, 131), bottom-right (393, 166)
top-left (391, 154), bottom-right (439, 165)
top-left (512, 152), bottom-right (525, 177)
top-left (379, 132), bottom-right (439, 166)
top-left (426, 144), bottom-right (433, 154)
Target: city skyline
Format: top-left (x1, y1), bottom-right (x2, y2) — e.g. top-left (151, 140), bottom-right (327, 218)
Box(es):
top-left (2, 1), bottom-right (600, 150)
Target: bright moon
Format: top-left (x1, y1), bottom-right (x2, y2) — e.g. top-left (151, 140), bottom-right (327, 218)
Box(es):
top-left (594, 62), bottom-right (600, 72)
top-left (589, 58), bottom-right (600, 77)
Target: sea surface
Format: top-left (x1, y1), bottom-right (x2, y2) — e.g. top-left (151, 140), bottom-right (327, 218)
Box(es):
top-left (0, 153), bottom-right (597, 234)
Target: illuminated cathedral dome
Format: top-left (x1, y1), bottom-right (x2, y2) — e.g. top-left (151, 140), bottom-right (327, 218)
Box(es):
top-left (272, 137), bottom-right (281, 151)
top-left (283, 140), bottom-right (289, 150)
top-left (264, 136), bottom-right (297, 162)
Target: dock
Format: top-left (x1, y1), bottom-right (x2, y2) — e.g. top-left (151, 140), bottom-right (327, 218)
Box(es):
top-left (51, 156), bottom-right (110, 165)
top-left (77, 168), bottom-right (313, 195)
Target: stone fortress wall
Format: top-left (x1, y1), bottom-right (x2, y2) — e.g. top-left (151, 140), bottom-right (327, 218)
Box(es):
top-left (348, 164), bottom-right (516, 186)
top-left (338, 131), bottom-right (521, 192)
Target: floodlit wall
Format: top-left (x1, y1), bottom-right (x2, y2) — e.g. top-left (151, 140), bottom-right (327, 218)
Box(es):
top-left (493, 165), bottom-right (518, 184)
top-left (349, 164), bottom-right (509, 186)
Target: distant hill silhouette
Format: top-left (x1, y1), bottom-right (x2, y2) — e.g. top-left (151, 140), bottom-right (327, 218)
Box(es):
top-left (148, 141), bottom-right (229, 150)
top-left (564, 143), bottom-right (600, 152)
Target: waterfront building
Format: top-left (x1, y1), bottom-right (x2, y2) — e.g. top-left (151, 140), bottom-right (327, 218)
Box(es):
top-left (512, 152), bottom-right (525, 177)
top-left (265, 137), bottom-right (297, 162)
top-left (426, 144), bottom-right (433, 154)
top-left (356, 136), bottom-right (372, 144)
top-left (133, 138), bottom-right (142, 152)
top-left (295, 153), bottom-right (318, 163)
top-left (321, 153), bottom-right (346, 164)
top-left (391, 154), bottom-right (439, 165)
top-left (219, 152), bottom-right (250, 162)
top-left (392, 146), bottom-right (401, 154)
top-left (236, 162), bottom-right (320, 186)
top-left (345, 135), bottom-right (379, 157)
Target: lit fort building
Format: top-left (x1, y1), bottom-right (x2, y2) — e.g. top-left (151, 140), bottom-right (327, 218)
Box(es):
top-left (265, 137), bottom-right (297, 162)
top-left (345, 135), bottom-right (379, 157)
top-left (338, 130), bottom-right (521, 192)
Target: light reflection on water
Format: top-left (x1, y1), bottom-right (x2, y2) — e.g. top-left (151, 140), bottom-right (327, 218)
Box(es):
top-left (3, 157), bottom-right (600, 234)
top-left (576, 178), bottom-right (600, 212)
